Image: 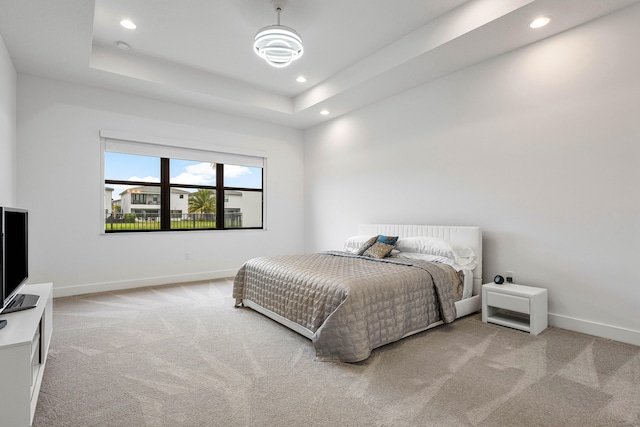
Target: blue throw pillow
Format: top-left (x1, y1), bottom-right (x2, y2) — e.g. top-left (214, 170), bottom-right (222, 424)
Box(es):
top-left (377, 235), bottom-right (398, 246)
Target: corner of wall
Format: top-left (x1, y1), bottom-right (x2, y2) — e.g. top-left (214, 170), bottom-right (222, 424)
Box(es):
top-left (0, 32), bottom-right (17, 206)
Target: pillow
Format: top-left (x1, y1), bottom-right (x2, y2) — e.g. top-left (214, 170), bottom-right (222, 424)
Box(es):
top-left (394, 252), bottom-right (453, 264)
top-left (395, 236), bottom-right (476, 262)
top-left (394, 251), bottom-right (478, 271)
top-left (362, 241), bottom-right (396, 259)
top-left (376, 235), bottom-right (399, 246)
top-left (343, 235), bottom-right (377, 254)
top-left (356, 235), bottom-right (379, 255)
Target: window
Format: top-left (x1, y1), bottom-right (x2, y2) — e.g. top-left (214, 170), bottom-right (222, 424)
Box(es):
top-left (103, 134), bottom-right (264, 233)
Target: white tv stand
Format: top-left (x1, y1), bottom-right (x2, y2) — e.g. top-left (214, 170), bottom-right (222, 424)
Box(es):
top-left (0, 283), bottom-right (53, 427)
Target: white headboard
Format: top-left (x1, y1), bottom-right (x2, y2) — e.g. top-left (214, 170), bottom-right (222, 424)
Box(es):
top-left (358, 224), bottom-right (483, 295)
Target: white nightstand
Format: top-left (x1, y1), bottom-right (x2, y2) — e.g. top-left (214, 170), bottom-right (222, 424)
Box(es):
top-left (482, 282), bottom-right (548, 335)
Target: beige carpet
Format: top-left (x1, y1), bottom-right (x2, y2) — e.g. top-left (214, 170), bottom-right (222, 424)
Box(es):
top-left (34, 279), bottom-right (640, 426)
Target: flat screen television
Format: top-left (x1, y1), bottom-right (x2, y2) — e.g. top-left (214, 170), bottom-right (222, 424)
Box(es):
top-left (0, 207), bottom-right (38, 320)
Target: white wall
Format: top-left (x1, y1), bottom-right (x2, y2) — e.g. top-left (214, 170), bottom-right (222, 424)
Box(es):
top-left (17, 75), bottom-right (304, 296)
top-left (0, 33), bottom-right (16, 206)
top-left (304, 5), bottom-right (640, 345)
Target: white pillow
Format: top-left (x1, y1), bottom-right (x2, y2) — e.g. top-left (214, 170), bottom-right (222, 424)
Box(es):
top-left (393, 252), bottom-right (452, 264)
top-left (343, 235), bottom-right (377, 254)
top-left (395, 236), bottom-right (476, 267)
top-left (393, 251), bottom-right (477, 272)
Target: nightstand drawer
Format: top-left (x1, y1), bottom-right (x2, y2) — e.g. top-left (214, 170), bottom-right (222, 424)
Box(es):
top-left (486, 291), bottom-right (530, 314)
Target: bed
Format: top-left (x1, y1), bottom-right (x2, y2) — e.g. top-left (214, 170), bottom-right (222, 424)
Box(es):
top-left (233, 224), bottom-right (482, 362)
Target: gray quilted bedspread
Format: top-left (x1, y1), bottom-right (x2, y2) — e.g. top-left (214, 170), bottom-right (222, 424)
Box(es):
top-left (233, 251), bottom-right (459, 362)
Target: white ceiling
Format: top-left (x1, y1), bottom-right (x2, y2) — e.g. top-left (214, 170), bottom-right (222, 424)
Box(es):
top-left (1, 0), bottom-right (638, 129)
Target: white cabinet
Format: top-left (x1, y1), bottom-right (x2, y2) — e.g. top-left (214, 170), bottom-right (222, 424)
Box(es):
top-left (0, 283), bottom-right (53, 427)
top-left (482, 282), bottom-right (547, 335)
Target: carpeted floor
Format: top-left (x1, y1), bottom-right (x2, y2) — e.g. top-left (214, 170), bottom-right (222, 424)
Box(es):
top-left (34, 279), bottom-right (640, 426)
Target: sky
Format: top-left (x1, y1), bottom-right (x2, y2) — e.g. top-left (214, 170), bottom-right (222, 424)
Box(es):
top-left (105, 152), bottom-right (262, 200)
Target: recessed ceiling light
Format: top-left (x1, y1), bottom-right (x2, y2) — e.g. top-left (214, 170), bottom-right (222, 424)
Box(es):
top-left (529, 16), bottom-right (550, 29)
top-left (120, 19), bottom-right (137, 30)
top-left (116, 41), bottom-right (130, 51)
top-left (296, 76), bottom-right (307, 83)
top-left (320, 110), bottom-right (329, 116)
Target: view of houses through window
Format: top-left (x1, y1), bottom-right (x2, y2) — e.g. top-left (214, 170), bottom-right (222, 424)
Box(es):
top-left (104, 151), bottom-right (263, 232)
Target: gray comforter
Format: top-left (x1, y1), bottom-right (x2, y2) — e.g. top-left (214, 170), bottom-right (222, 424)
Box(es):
top-left (233, 251), bottom-right (459, 362)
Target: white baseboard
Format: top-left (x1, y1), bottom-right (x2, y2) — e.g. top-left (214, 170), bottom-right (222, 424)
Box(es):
top-left (548, 312), bottom-right (640, 347)
top-left (52, 269), bottom-right (238, 298)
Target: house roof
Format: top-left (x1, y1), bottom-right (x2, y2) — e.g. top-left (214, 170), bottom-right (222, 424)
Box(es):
top-left (119, 186), bottom-right (191, 196)
top-left (1, 0), bottom-right (638, 129)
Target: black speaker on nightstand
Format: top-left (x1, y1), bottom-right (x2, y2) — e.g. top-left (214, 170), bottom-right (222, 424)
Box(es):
top-left (493, 275), bottom-right (505, 284)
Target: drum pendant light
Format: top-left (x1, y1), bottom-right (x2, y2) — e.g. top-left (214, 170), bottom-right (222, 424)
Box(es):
top-left (254, 1), bottom-right (303, 68)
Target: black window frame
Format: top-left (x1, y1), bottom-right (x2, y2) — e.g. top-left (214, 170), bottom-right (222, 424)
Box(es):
top-left (105, 158), bottom-right (263, 233)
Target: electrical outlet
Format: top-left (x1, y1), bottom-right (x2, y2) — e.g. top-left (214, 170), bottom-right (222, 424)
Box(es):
top-left (185, 252), bottom-right (191, 260)
top-left (506, 270), bottom-right (514, 283)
